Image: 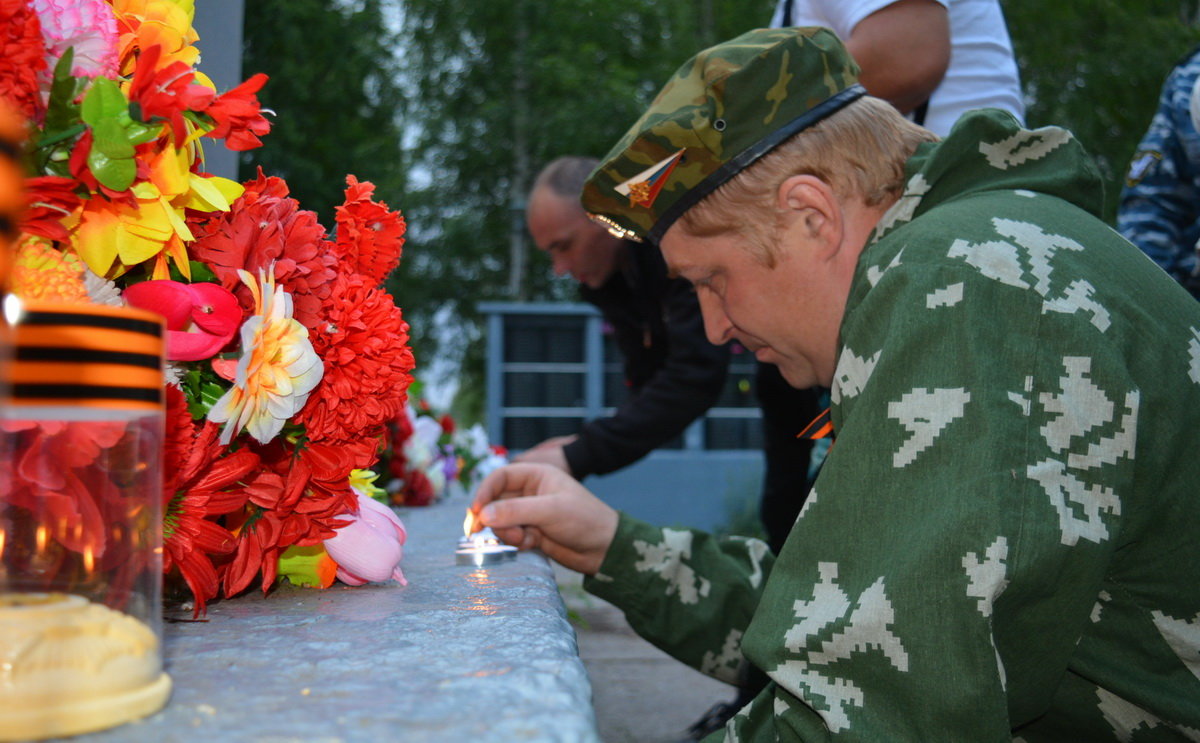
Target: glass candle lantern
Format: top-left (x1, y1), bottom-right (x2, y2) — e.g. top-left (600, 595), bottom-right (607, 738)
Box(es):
top-left (0, 299), bottom-right (171, 740)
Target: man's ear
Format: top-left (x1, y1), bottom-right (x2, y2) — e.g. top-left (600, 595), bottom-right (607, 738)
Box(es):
top-left (776, 175), bottom-right (843, 257)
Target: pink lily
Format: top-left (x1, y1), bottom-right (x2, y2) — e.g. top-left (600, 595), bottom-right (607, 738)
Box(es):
top-left (124, 279), bottom-right (241, 361)
top-left (324, 492), bottom-right (408, 586)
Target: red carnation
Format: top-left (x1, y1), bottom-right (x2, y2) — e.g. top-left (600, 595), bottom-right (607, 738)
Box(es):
top-left (0, 0), bottom-right (46, 122)
top-left (188, 170), bottom-right (337, 328)
top-left (296, 272), bottom-right (415, 445)
top-left (332, 175), bottom-right (405, 285)
top-left (399, 468), bottom-right (436, 507)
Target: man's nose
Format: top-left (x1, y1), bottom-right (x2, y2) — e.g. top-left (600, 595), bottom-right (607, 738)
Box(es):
top-left (697, 291), bottom-right (733, 346)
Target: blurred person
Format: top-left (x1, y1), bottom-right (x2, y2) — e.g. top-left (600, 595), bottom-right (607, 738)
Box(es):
top-left (772, 0), bottom-right (1024, 136)
top-left (473, 27), bottom-right (1200, 741)
top-left (516, 156), bottom-right (730, 478)
top-left (1117, 44), bottom-right (1200, 299)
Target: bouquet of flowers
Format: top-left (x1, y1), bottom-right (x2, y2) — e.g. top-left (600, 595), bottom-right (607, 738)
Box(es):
top-left (1, 0), bottom-right (414, 614)
top-left (382, 396), bottom-right (508, 507)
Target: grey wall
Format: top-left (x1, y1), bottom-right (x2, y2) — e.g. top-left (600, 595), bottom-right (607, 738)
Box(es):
top-left (191, 0), bottom-right (245, 181)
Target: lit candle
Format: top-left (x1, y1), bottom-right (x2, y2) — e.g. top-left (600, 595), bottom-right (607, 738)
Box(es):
top-left (455, 509), bottom-right (517, 566)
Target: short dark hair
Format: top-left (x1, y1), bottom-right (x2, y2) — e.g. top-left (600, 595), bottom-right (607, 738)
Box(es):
top-left (533, 156), bottom-right (599, 199)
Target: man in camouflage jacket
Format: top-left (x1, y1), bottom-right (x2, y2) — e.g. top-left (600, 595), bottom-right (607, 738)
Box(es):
top-left (475, 28), bottom-right (1200, 741)
top-left (1118, 45), bottom-right (1200, 299)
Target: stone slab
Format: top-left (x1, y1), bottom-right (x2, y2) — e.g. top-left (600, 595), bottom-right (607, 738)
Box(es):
top-left (60, 498), bottom-right (599, 743)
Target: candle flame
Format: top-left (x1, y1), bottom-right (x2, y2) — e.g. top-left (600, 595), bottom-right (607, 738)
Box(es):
top-left (463, 508), bottom-right (480, 538)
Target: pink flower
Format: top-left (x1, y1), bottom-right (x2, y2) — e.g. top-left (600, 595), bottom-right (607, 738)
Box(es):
top-left (123, 279), bottom-right (241, 361)
top-left (324, 492), bottom-right (407, 586)
top-left (31, 0), bottom-right (118, 86)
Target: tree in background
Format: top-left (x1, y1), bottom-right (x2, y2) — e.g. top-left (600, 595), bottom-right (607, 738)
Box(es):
top-left (1004, 0), bottom-right (1200, 222)
top-left (394, 1), bottom-right (773, 419)
top-left (241, 0), bottom-right (406, 224)
top-left (242, 1), bottom-right (1200, 422)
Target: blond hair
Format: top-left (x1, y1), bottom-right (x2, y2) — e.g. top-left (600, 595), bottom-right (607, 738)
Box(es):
top-left (677, 96), bottom-right (938, 263)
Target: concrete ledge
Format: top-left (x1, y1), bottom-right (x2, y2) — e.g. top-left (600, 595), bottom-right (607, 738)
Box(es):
top-left (66, 499), bottom-right (599, 742)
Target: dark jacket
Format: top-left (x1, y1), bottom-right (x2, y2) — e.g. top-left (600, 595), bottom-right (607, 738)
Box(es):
top-left (563, 240), bottom-right (730, 477)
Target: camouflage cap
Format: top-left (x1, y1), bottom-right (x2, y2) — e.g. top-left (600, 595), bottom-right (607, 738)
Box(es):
top-left (582, 27), bottom-right (863, 244)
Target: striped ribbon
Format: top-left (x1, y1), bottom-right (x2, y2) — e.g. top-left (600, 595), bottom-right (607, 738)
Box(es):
top-left (7, 300), bottom-right (165, 412)
top-left (797, 406), bottom-right (833, 440)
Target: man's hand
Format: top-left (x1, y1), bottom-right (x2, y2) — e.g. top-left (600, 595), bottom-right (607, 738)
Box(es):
top-left (469, 463), bottom-right (618, 575)
top-left (511, 434), bottom-right (577, 474)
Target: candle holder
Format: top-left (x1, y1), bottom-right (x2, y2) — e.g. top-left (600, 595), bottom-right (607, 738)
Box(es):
top-left (0, 301), bottom-right (171, 741)
top-left (455, 527), bottom-right (518, 566)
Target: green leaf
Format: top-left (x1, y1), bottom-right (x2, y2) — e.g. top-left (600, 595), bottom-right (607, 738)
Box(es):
top-left (186, 380), bottom-right (229, 420)
top-left (199, 381), bottom-right (227, 410)
top-left (188, 261), bottom-right (218, 283)
top-left (80, 77), bottom-right (131, 127)
top-left (87, 119), bottom-right (136, 191)
top-left (182, 110), bottom-right (216, 135)
top-left (43, 49), bottom-right (82, 134)
top-left (182, 367), bottom-right (203, 396)
top-left (126, 120), bottom-right (163, 146)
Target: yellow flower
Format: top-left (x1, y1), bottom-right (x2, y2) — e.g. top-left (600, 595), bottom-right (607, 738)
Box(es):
top-left (111, 0), bottom-right (199, 75)
top-left (70, 182), bottom-right (174, 278)
top-left (10, 236), bottom-right (90, 303)
top-left (349, 468), bottom-right (388, 504)
top-left (69, 163), bottom-right (242, 280)
top-left (207, 269), bottom-right (324, 446)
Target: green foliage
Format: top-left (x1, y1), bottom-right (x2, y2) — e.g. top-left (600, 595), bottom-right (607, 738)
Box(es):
top-left (393, 0), bottom-right (774, 387)
top-left (240, 0), bottom-right (406, 225)
top-left (1003, 0), bottom-right (1200, 221)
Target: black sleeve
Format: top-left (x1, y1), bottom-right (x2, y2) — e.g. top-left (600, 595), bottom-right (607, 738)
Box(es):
top-left (563, 277), bottom-right (730, 478)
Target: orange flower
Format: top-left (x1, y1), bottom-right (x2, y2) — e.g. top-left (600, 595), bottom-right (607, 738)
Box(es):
top-left (10, 235), bottom-right (89, 302)
top-left (109, 0), bottom-right (199, 76)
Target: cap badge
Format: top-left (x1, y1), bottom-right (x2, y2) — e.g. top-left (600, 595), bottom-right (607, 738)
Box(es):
top-left (615, 149), bottom-right (685, 208)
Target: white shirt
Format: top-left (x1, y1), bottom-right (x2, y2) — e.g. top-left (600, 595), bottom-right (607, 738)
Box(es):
top-left (772, 0), bottom-right (1025, 136)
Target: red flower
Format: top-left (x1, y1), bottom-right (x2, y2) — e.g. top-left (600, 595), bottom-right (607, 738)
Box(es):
top-left (399, 468), bottom-right (435, 507)
top-left (439, 414), bottom-right (455, 435)
top-left (22, 176), bottom-right (82, 242)
top-left (220, 439), bottom-right (362, 598)
top-left (124, 280), bottom-right (241, 361)
top-left (127, 45), bottom-right (214, 145)
top-left (1, 417), bottom-right (127, 560)
top-left (188, 170), bottom-right (337, 328)
top-left (296, 272), bottom-right (414, 444)
top-left (202, 73), bottom-right (270, 151)
top-left (0, 0), bottom-right (46, 122)
top-left (332, 176), bottom-right (405, 285)
top-left (162, 386), bottom-right (259, 616)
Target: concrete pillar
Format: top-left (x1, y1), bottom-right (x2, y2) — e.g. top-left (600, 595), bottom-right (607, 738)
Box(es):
top-left (192, 0), bottom-right (245, 181)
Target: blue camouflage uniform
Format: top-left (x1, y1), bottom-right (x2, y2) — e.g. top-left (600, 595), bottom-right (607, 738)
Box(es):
top-left (1117, 45), bottom-right (1200, 298)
